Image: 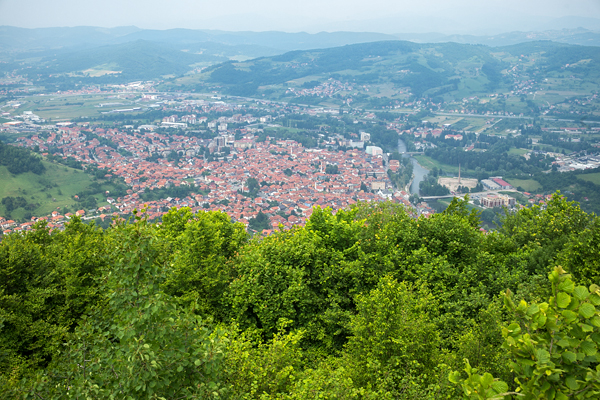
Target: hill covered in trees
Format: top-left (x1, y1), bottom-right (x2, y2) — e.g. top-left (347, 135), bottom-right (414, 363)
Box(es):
top-left (196, 40), bottom-right (600, 99)
top-left (0, 140), bottom-right (45, 175)
top-left (1, 194), bottom-right (600, 398)
top-left (4, 34), bottom-right (599, 104)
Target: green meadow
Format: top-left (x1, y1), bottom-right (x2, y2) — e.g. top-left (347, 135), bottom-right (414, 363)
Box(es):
top-left (0, 161), bottom-right (111, 221)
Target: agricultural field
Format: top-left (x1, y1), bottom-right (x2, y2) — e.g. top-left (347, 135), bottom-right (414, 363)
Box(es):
top-left (534, 143), bottom-right (571, 154)
top-left (450, 77), bottom-right (491, 99)
top-left (10, 94), bottom-right (145, 121)
top-left (446, 119), bottom-right (470, 131)
top-left (81, 63), bottom-right (122, 77)
top-left (506, 178), bottom-right (542, 192)
top-left (166, 72), bottom-right (211, 87)
top-left (427, 115), bottom-right (461, 125)
top-left (508, 148), bottom-right (529, 156)
top-left (366, 83), bottom-right (400, 98)
top-left (577, 172), bottom-right (600, 185)
top-left (433, 115), bottom-right (505, 133)
top-left (460, 117), bottom-right (490, 132)
top-left (483, 118), bottom-right (528, 135)
top-left (413, 155), bottom-right (465, 176)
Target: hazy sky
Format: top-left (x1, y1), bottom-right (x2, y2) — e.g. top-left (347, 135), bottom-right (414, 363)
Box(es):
top-left (1, 0), bottom-right (599, 34)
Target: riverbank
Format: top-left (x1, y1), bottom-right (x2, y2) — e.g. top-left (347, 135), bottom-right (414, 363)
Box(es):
top-left (398, 138), bottom-right (429, 195)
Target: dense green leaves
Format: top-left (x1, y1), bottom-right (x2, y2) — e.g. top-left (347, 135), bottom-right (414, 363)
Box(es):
top-left (559, 217), bottom-right (600, 287)
top-left (500, 194), bottom-right (592, 275)
top-left (160, 207), bottom-right (247, 317)
top-left (0, 193), bottom-right (598, 398)
top-left (345, 276), bottom-right (441, 393)
top-left (0, 218), bottom-right (106, 378)
top-left (499, 266), bottom-right (600, 399)
top-left (13, 213), bottom-right (226, 399)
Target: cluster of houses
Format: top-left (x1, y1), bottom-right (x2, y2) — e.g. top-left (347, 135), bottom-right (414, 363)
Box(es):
top-left (4, 123), bottom-right (423, 235)
top-left (286, 79), bottom-right (355, 99)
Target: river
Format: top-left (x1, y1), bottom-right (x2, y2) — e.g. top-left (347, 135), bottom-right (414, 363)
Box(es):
top-left (398, 138), bottom-right (429, 195)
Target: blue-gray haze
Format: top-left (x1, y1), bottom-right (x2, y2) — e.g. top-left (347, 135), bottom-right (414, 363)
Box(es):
top-left (1, 0), bottom-right (599, 34)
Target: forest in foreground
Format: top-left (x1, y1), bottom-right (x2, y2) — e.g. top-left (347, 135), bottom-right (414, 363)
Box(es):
top-left (1, 194), bottom-right (600, 399)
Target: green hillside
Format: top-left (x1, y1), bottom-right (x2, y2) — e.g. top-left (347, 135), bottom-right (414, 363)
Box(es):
top-left (38, 40), bottom-right (206, 80)
top-left (2, 40), bottom-right (211, 88)
top-left (203, 40), bottom-right (490, 97)
top-left (0, 159), bottom-right (126, 222)
top-left (5, 38), bottom-right (600, 109)
top-left (0, 162), bottom-right (86, 220)
top-left (176, 40), bottom-right (600, 105)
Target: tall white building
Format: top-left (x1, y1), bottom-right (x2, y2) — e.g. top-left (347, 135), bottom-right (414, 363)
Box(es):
top-left (366, 146), bottom-right (383, 156)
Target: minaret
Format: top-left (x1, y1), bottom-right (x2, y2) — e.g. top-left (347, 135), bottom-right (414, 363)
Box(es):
top-left (458, 164), bottom-right (461, 185)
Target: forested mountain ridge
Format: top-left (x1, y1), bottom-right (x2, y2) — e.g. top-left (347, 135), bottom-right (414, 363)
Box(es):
top-left (1, 194), bottom-right (600, 398)
top-left (4, 40), bottom-right (215, 82)
top-left (200, 39), bottom-right (600, 98)
top-left (0, 26), bottom-right (398, 54)
top-left (4, 33), bottom-right (599, 103)
top-left (2, 25), bottom-right (599, 54)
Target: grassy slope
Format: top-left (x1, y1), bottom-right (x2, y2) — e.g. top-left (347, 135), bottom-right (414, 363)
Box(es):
top-left (506, 178), bottom-right (542, 192)
top-left (508, 148), bottom-right (529, 156)
top-left (413, 155), bottom-right (467, 176)
top-left (577, 172), bottom-right (600, 185)
top-left (0, 161), bottom-right (110, 220)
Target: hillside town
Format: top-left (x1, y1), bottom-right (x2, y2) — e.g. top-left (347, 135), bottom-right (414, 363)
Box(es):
top-left (1, 112), bottom-right (422, 235)
top-left (2, 89), bottom-right (600, 236)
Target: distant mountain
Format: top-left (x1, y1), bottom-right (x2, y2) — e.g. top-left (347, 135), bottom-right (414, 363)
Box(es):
top-left (394, 28), bottom-right (600, 47)
top-left (0, 26), bottom-right (404, 71)
top-left (308, 9), bottom-right (598, 36)
top-left (203, 41), bottom-right (495, 97)
top-left (21, 40), bottom-right (210, 81)
top-left (0, 26), bottom-right (397, 54)
top-left (2, 25), bottom-right (599, 70)
top-left (111, 29), bottom-right (397, 51)
top-left (200, 40), bottom-right (600, 99)
top-left (0, 26), bottom-right (141, 52)
top-left (535, 16), bottom-right (600, 32)
top-left (2, 26), bottom-right (600, 94)
top-left (3, 26), bottom-right (600, 56)
top-left (181, 41), bottom-right (283, 59)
